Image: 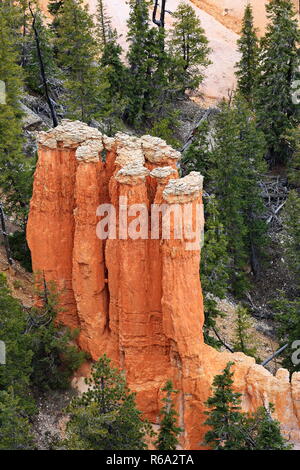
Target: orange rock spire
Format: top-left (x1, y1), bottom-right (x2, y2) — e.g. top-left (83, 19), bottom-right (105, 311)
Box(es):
top-left (27, 120), bottom-right (300, 449)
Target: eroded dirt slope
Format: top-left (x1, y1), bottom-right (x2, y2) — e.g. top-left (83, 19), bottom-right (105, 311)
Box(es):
top-left (88, 0), bottom-right (240, 103)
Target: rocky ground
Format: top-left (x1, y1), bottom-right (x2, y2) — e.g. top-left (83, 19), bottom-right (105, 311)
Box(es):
top-left (0, 243), bottom-right (34, 307)
top-left (31, 389), bottom-right (76, 449)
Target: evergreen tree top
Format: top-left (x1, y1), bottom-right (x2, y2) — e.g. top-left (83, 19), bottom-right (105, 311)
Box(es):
top-left (205, 362), bottom-right (242, 413)
top-left (64, 354), bottom-right (149, 450)
top-left (155, 380), bottom-right (182, 451)
top-left (262, 0), bottom-right (300, 48)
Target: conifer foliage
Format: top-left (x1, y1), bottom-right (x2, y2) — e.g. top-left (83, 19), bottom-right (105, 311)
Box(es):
top-left (256, 0), bottom-right (300, 165)
top-left (29, 277), bottom-right (86, 391)
top-left (25, 7), bottom-right (58, 96)
top-left (232, 305), bottom-right (258, 359)
top-left (283, 189), bottom-right (300, 285)
top-left (287, 127), bottom-right (300, 188)
top-left (55, 0), bottom-right (107, 122)
top-left (273, 190), bottom-right (300, 374)
top-left (210, 98), bottom-right (267, 295)
top-left (200, 195), bottom-right (229, 347)
top-left (204, 362), bottom-right (244, 450)
top-left (0, 1), bottom-right (33, 227)
top-left (248, 404), bottom-right (292, 450)
top-left (155, 381), bottom-right (182, 450)
top-left (204, 362), bottom-right (292, 450)
top-left (0, 273), bottom-right (34, 415)
top-left (181, 120), bottom-right (212, 181)
top-left (125, 0), bottom-right (210, 128)
top-left (0, 272), bottom-right (86, 447)
top-left (63, 355), bottom-right (149, 450)
top-left (0, 389), bottom-right (34, 450)
top-left (97, 0), bottom-right (127, 132)
top-left (236, 4), bottom-right (259, 105)
top-left (169, 1), bottom-right (211, 94)
top-left (126, 0), bottom-right (165, 127)
top-left (96, 0), bottom-right (113, 50)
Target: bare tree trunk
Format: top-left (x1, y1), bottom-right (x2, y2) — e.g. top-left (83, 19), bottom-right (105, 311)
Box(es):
top-left (29, 3), bottom-right (58, 128)
top-left (152, 0), bottom-right (167, 29)
top-left (212, 327), bottom-right (234, 353)
top-left (0, 204), bottom-right (13, 266)
top-left (21, 10), bottom-right (27, 68)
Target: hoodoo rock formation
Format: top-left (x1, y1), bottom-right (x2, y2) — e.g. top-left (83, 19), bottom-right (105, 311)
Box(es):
top-left (27, 120), bottom-right (300, 449)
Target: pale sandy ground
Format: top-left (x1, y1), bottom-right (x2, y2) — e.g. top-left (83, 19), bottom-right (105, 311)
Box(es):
top-left (88, 0), bottom-right (240, 103)
top-left (191, 0), bottom-right (269, 35)
top-left (191, 0), bottom-right (300, 35)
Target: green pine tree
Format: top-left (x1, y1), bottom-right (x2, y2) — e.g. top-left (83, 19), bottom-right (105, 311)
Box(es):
top-left (0, 270), bottom-right (85, 410)
top-left (283, 189), bottom-right (300, 285)
top-left (256, 0), bottom-right (300, 166)
top-left (48, 0), bottom-right (64, 34)
top-left (182, 99), bottom-right (267, 297)
top-left (209, 98), bottom-right (267, 295)
top-left (181, 122), bottom-right (230, 346)
top-left (286, 127), bottom-right (300, 187)
top-left (0, 2), bottom-right (34, 228)
top-left (154, 381), bottom-right (182, 450)
top-left (201, 195), bottom-right (230, 348)
top-left (273, 187), bottom-right (300, 374)
top-left (149, 111), bottom-right (180, 148)
top-left (1, 1), bottom-right (34, 67)
top-left (233, 305), bottom-right (258, 359)
top-left (181, 121), bottom-right (212, 182)
top-left (204, 362), bottom-right (245, 450)
top-left (169, 1), bottom-right (211, 94)
top-left (84, 0), bottom-right (126, 134)
top-left (0, 388), bottom-right (34, 450)
top-left (63, 355), bottom-right (149, 450)
top-left (101, 36), bottom-right (125, 98)
top-left (247, 403), bottom-right (292, 450)
top-left (96, 0), bottom-right (113, 50)
top-left (125, 0), bottom-right (163, 127)
top-left (236, 4), bottom-right (259, 105)
top-left (0, 273), bottom-right (35, 415)
top-left (29, 276), bottom-right (86, 391)
top-left (48, 0), bottom-right (64, 16)
top-left (273, 294), bottom-right (300, 373)
top-left (126, 0), bottom-right (154, 126)
top-left (55, 0), bottom-right (108, 122)
top-left (18, 0), bottom-right (32, 68)
top-left (100, 37), bottom-right (127, 134)
top-left (272, 190), bottom-right (300, 374)
top-left (205, 364), bottom-right (292, 449)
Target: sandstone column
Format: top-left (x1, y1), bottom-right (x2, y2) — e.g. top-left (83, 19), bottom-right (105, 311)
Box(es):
top-left (27, 120), bottom-right (300, 450)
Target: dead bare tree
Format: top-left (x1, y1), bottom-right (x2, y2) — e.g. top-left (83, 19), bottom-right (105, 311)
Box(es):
top-left (29, 3), bottom-right (58, 128)
top-left (212, 327), bottom-right (234, 353)
top-left (261, 343), bottom-right (289, 367)
top-left (259, 174), bottom-right (288, 230)
top-left (0, 204), bottom-right (13, 266)
top-left (152, 0), bottom-right (167, 28)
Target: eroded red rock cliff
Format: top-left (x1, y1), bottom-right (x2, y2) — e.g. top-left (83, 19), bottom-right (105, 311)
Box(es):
top-left (27, 120), bottom-right (300, 449)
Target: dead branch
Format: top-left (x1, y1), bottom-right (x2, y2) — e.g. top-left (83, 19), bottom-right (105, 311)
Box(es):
top-left (29, 3), bottom-right (58, 128)
top-left (0, 204), bottom-right (13, 266)
top-left (152, 0), bottom-right (167, 28)
top-left (212, 327), bottom-right (234, 353)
